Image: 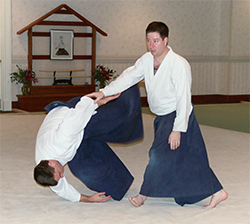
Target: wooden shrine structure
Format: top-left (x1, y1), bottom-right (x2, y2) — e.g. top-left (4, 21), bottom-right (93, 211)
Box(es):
top-left (16, 4), bottom-right (107, 111)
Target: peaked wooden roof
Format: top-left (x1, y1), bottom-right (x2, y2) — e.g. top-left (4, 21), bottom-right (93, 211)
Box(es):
top-left (17, 4), bottom-right (107, 36)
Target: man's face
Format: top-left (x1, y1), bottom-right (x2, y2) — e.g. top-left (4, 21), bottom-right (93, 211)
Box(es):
top-left (146, 32), bottom-right (168, 57)
top-left (48, 160), bottom-right (64, 181)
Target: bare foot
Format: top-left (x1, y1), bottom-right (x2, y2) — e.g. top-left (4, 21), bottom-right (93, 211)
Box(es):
top-left (129, 194), bottom-right (147, 207)
top-left (203, 189), bottom-right (228, 209)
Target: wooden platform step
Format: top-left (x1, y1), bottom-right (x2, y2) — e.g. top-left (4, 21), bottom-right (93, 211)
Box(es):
top-left (17, 85), bottom-right (95, 112)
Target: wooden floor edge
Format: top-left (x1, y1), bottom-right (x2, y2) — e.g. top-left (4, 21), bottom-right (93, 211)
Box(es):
top-left (12, 94), bottom-right (250, 110)
top-left (141, 94), bottom-right (250, 107)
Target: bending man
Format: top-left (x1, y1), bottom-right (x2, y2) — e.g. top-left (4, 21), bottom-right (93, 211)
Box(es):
top-left (34, 85), bottom-right (143, 203)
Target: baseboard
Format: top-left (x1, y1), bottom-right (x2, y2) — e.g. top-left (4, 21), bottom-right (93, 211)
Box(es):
top-left (12, 101), bottom-right (18, 109)
top-left (140, 94), bottom-right (250, 107)
top-left (12, 94), bottom-right (250, 111)
top-left (191, 94), bottom-right (250, 104)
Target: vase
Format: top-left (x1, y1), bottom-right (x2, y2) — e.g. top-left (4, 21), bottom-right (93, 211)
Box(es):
top-left (21, 84), bottom-right (30, 95)
top-left (99, 83), bottom-right (106, 89)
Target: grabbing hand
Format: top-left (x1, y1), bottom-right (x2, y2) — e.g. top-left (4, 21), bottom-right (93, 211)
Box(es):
top-left (80, 192), bottom-right (112, 203)
top-left (97, 93), bottom-right (121, 107)
top-left (168, 131), bottom-right (181, 150)
top-left (86, 91), bottom-right (105, 104)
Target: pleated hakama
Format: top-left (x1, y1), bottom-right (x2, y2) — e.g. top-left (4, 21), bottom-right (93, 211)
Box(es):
top-left (140, 110), bottom-right (223, 206)
top-left (45, 85), bottom-right (143, 201)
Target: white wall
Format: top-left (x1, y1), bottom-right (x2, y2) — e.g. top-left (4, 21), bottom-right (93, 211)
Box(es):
top-left (0, 0), bottom-right (12, 111)
top-left (7, 0), bottom-right (250, 101)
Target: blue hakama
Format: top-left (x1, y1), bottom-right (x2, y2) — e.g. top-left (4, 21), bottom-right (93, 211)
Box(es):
top-left (45, 85), bottom-right (143, 201)
top-left (139, 110), bottom-right (223, 206)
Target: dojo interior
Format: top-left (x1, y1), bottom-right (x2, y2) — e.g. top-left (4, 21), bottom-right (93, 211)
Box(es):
top-left (0, 1), bottom-right (249, 224)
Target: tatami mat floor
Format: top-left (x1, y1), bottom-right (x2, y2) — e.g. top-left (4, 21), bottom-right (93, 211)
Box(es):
top-left (0, 108), bottom-right (249, 223)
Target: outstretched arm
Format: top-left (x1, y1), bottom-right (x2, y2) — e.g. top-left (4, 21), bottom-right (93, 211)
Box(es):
top-left (51, 177), bottom-right (112, 203)
top-left (80, 192), bottom-right (112, 203)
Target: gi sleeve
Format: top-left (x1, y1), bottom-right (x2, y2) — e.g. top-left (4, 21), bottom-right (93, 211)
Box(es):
top-left (102, 57), bottom-right (145, 96)
top-left (50, 177), bottom-right (81, 202)
top-left (172, 58), bottom-right (192, 132)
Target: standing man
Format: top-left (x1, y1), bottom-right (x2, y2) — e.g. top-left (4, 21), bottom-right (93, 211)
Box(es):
top-left (87, 21), bottom-right (228, 208)
top-left (34, 85), bottom-right (143, 203)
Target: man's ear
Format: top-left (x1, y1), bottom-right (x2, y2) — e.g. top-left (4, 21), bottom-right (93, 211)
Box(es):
top-left (163, 36), bottom-right (168, 46)
top-left (48, 160), bottom-right (54, 167)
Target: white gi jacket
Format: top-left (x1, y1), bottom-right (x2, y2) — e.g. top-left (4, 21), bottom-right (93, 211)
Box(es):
top-left (102, 46), bottom-right (193, 132)
top-left (35, 96), bottom-right (98, 202)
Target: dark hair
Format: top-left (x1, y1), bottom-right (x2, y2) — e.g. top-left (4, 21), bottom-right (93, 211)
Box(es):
top-left (146, 21), bottom-right (169, 40)
top-left (34, 160), bottom-right (57, 187)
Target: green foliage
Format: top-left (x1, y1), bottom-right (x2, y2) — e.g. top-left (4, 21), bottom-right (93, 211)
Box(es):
top-left (10, 65), bottom-right (38, 85)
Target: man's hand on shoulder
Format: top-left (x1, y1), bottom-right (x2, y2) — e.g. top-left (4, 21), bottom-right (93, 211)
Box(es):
top-left (96, 93), bottom-right (121, 107)
top-left (86, 91), bottom-right (105, 104)
top-left (80, 192), bottom-right (112, 203)
top-left (86, 91), bottom-right (121, 106)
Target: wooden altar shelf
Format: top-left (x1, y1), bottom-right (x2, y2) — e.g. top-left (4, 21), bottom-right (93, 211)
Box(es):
top-left (39, 69), bottom-right (85, 73)
top-left (16, 4), bottom-right (108, 79)
top-left (16, 85), bottom-right (95, 112)
top-left (38, 69), bottom-right (89, 85)
top-left (15, 4), bottom-right (107, 112)
top-left (37, 76), bottom-right (89, 79)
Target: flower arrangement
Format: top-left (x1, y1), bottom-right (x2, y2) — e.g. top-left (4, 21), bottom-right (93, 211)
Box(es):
top-left (92, 64), bottom-right (116, 88)
top-left (10, 65), bottom-right (38, 95)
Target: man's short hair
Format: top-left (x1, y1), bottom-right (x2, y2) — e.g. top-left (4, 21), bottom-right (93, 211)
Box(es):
top-left (34, 160), bottom-right (58, 186)
top-left (146, 21), bottom-right (169, 40)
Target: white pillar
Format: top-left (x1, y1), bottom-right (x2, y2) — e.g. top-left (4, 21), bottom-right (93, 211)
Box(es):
top-left (0, 0), bottom-right (12, 111)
